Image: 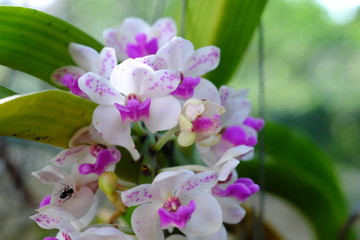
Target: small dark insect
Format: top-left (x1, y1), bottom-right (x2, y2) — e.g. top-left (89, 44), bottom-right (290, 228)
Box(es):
top-left (54, 183), bottom-right (76, 203)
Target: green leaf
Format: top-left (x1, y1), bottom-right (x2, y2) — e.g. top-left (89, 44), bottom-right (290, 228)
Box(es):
top-left (0, 86), bottom-right (17, 98)
top-left (238, 122), bottom-right (350, 239)
top-left (0, 90), bottom-right (96, 148)
top-left (0, 6), bottom-right (103, 86)
top-left (165, 0), bottom-right (267, 87)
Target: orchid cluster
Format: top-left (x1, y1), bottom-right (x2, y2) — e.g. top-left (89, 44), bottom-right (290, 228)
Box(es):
top-left (31, 17), bottom-right (264, 240)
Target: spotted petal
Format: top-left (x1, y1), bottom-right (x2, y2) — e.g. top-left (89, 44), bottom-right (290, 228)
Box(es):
top-left (103, 28), bottom-right (126, 61)
top-left (121, 184), bottom-right (155, 207)
top-left (32, 165), bottom-right (70, 184)
top-left (177, 171), bottom-right (218, 197)
top-left (51, 66), bottom-right (85, 87)
top-left (51, 146), bottom-right (89, 167)
top-left (97, 47), bottom-right (118, 78)
top-left (150, 18), bottom-right (177, 46)
top-left (183, 46), bottom-right (220, 77)
top-left (139, 70), bottom-right (180, 98)
top-left (78, 72), bottom-right (124, 105)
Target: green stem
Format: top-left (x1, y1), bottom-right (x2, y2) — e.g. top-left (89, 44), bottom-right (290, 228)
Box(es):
top-left (132, 122), bottom-right (146, 137)
top-left (138, 138), bottom-right (157, 184)
top-left (152, 126), bottom-right (179, 152)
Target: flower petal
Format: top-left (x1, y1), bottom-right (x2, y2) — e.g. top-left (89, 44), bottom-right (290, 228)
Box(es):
top-left (103, 28), bottom-right (127, 61)
top-left (51, 66), bottom-right (85, 87)
top-left (69, 43), bottom-right (99, 72)
top-left (131, 203), bottom-right (164, 240)
top-left (180, 192), bottom-right (222, 236)
top-left (183, 46), bottom-right (220, 77)
top-left (156, 37), bottom-right (194, 70)
top-left (51, 146), bottom-right (89, 167)
top-left (110, 59), bottom-right (153, 95)
top-left (177, 171), bottom-right (218, 197)
top-left (216, 197), bottom-right (246, 224)
top-left (193, 78), bottom-right (221, 104)
top-left (154, 170), bottom-right (194, 199)
top-left (92, 105), bottom-right (139, 160)
top-left (78, 72), bottom-right (124, 105)
top-left (144, 96), bottom-right (181, 133)
top-left (32, 165), bottom-right (70, 184)
top-left (136, 54), bottom-right (167, 71)
top-left (121, 184), bottom-right (154, 207)
top-left (97, 47), bottom-right (118, 78)
top-left (139, 70), bottom-right (180, 98)
top-left (150, 18), bottom-right (177, 46)
top-left (187, 225), bottom-right (228, 240)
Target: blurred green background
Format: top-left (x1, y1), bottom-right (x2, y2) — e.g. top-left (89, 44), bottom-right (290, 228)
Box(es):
top-left (0, 0), bottom-right (359, 239)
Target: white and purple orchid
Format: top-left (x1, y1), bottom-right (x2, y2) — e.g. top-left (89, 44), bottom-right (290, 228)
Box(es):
top-left (51, 43), bottom-right (118, 98)
top-left (138, 37), bottom-right (220, 100)
top-left (104, 17), bottom-right (176, 61)
top-left (78, 58), bottom-right (182, 159)
top-left (121, 169), bottom-right (223, 240)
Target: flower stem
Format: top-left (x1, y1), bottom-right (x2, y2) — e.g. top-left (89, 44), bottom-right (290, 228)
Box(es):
top-left (152, 126), bottom-right (179, 152)
top-left (133, 121), bottom-right (146, 137)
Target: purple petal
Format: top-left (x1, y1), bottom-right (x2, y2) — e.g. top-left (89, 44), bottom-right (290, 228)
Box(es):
top-left (78, 149), bottom-right (121, 176)
top-left (243, 117), bottom-right (265, 131)
top-left (126, 33), bottom-right (158, 58)
top-left (192, 114), bottom-right (222, 136)
top-left (158, 200), bottom-right (196, 229)
top-left (212, 178), bottom-right (259, 201)
top-left (115, 98), bottom-right (151, 123)
top-left (222, 125), bottom-right (257, 147)
top-left (39, 195), bottom-right (51, 208)
top-left (171, 76), bottom-right (201, 99)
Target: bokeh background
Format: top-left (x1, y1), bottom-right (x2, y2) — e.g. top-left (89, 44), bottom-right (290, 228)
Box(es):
top-left (0, 0), bottom-right (359, 239)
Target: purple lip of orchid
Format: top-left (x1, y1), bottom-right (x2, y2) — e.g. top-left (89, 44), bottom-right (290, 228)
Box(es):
top-left (78, 149), bottom-right (121, 176)
top-left (126, 33), bottom-right (158, 59)
top-left (114, 94), bottom-right (151, 123)
top-left (212, 178), bottom-right (259, 202)
top-left (221, 125), bottom-right (257, 147)
top-left (170, 75), bottom-right (201, 99)
top-left (158, 197), bottom-right (196, 229)
top-left (61, 73), bottom-right (87, 98)
top-left (192, 114), bottom-right (222, 137)
top-left (243, 117), bottom-right (265, 131)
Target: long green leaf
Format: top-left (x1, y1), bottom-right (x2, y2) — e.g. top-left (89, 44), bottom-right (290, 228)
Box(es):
top-left (165, 0), bottom-right (267, 87)
top-left (0, 90), bottom-right (96, 147)
top-left (238, 122), bottom-right (350, 239)
top-left (0, 6), bottom-right (103, 86)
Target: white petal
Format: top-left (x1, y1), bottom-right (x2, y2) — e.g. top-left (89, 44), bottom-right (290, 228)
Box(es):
top-left (32, 165), bottom-right (70, 184)
top-left (136, 54), bottom-right (167, 71)
top-left (80, 227), bottom-right (134, 240)
top-left (51, 146), bottom-right (89, 167)
top-left (92, 105), bottom-right (139, 159)
top-left (121, 184), bottom-right (154, 207)
top-left (177, 171), bottom-right (218, 197)
top-left (196, 145), bottom-right (218, 167)
top-left (78, 72), bottom-right (124, 105)
top-left (140, 70), bottom-right (180, 98)
top-left (30, 212), bottom-right (62, 229)
top-left (217, 197), bottom-right (246, 224)
top-left (78, 195), bottom-right (98, 227)
top-left (144, 96), bottom-right (181, 133)
top-left (156, 37), bottom-right (194, 70)
top-left (97, 47), bottom-right (118, 78)
top-left (180, 192), bottom-right (222, 236)
top-left (103, 28), bottom-right (127, 61)
top-left (119, 17), bottom-right (151, 43)
top-left (131, 203), bottom-right (164, 240)
top-left (187, 225), bottom-right (227, 240)
top-left (110, 59), bottom-right (153, 95)
top-left (69, 43), bottom-right (99, 72)
top-left (51, 66), bottom-right (85, 86)
top-left (193, 79), bottom-right (221, 105)
top-left (69, 126), bottom-right (97, 147)
top-left (150, 18), bottom-right (177, 46)
top-left (216, 145), bottom-right (254, 166)
top-left (183, 46), bottom-right (220, 77)
top-left (216, 159), bottom-right (239, 182)
top-left (153, 169), bottom-right (194, 199)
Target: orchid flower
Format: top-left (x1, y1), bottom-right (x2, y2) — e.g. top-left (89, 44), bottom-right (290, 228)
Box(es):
top-left (78, 58), bottom-right (182, 159)
top-left (104, 17), bottom-right (176, 61)
top-left (165, 225), bottom-right (227, 240)
top-left (121, 170), bottom-right (222, 240)
top-left (138, 37), bottom-right (220, 100)
top-left (51, 43), bottom-right (117, 98)
top-left (212, 171), bottom-right (259, 224)
top-left (178, 98), bottom-right (225, 147)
